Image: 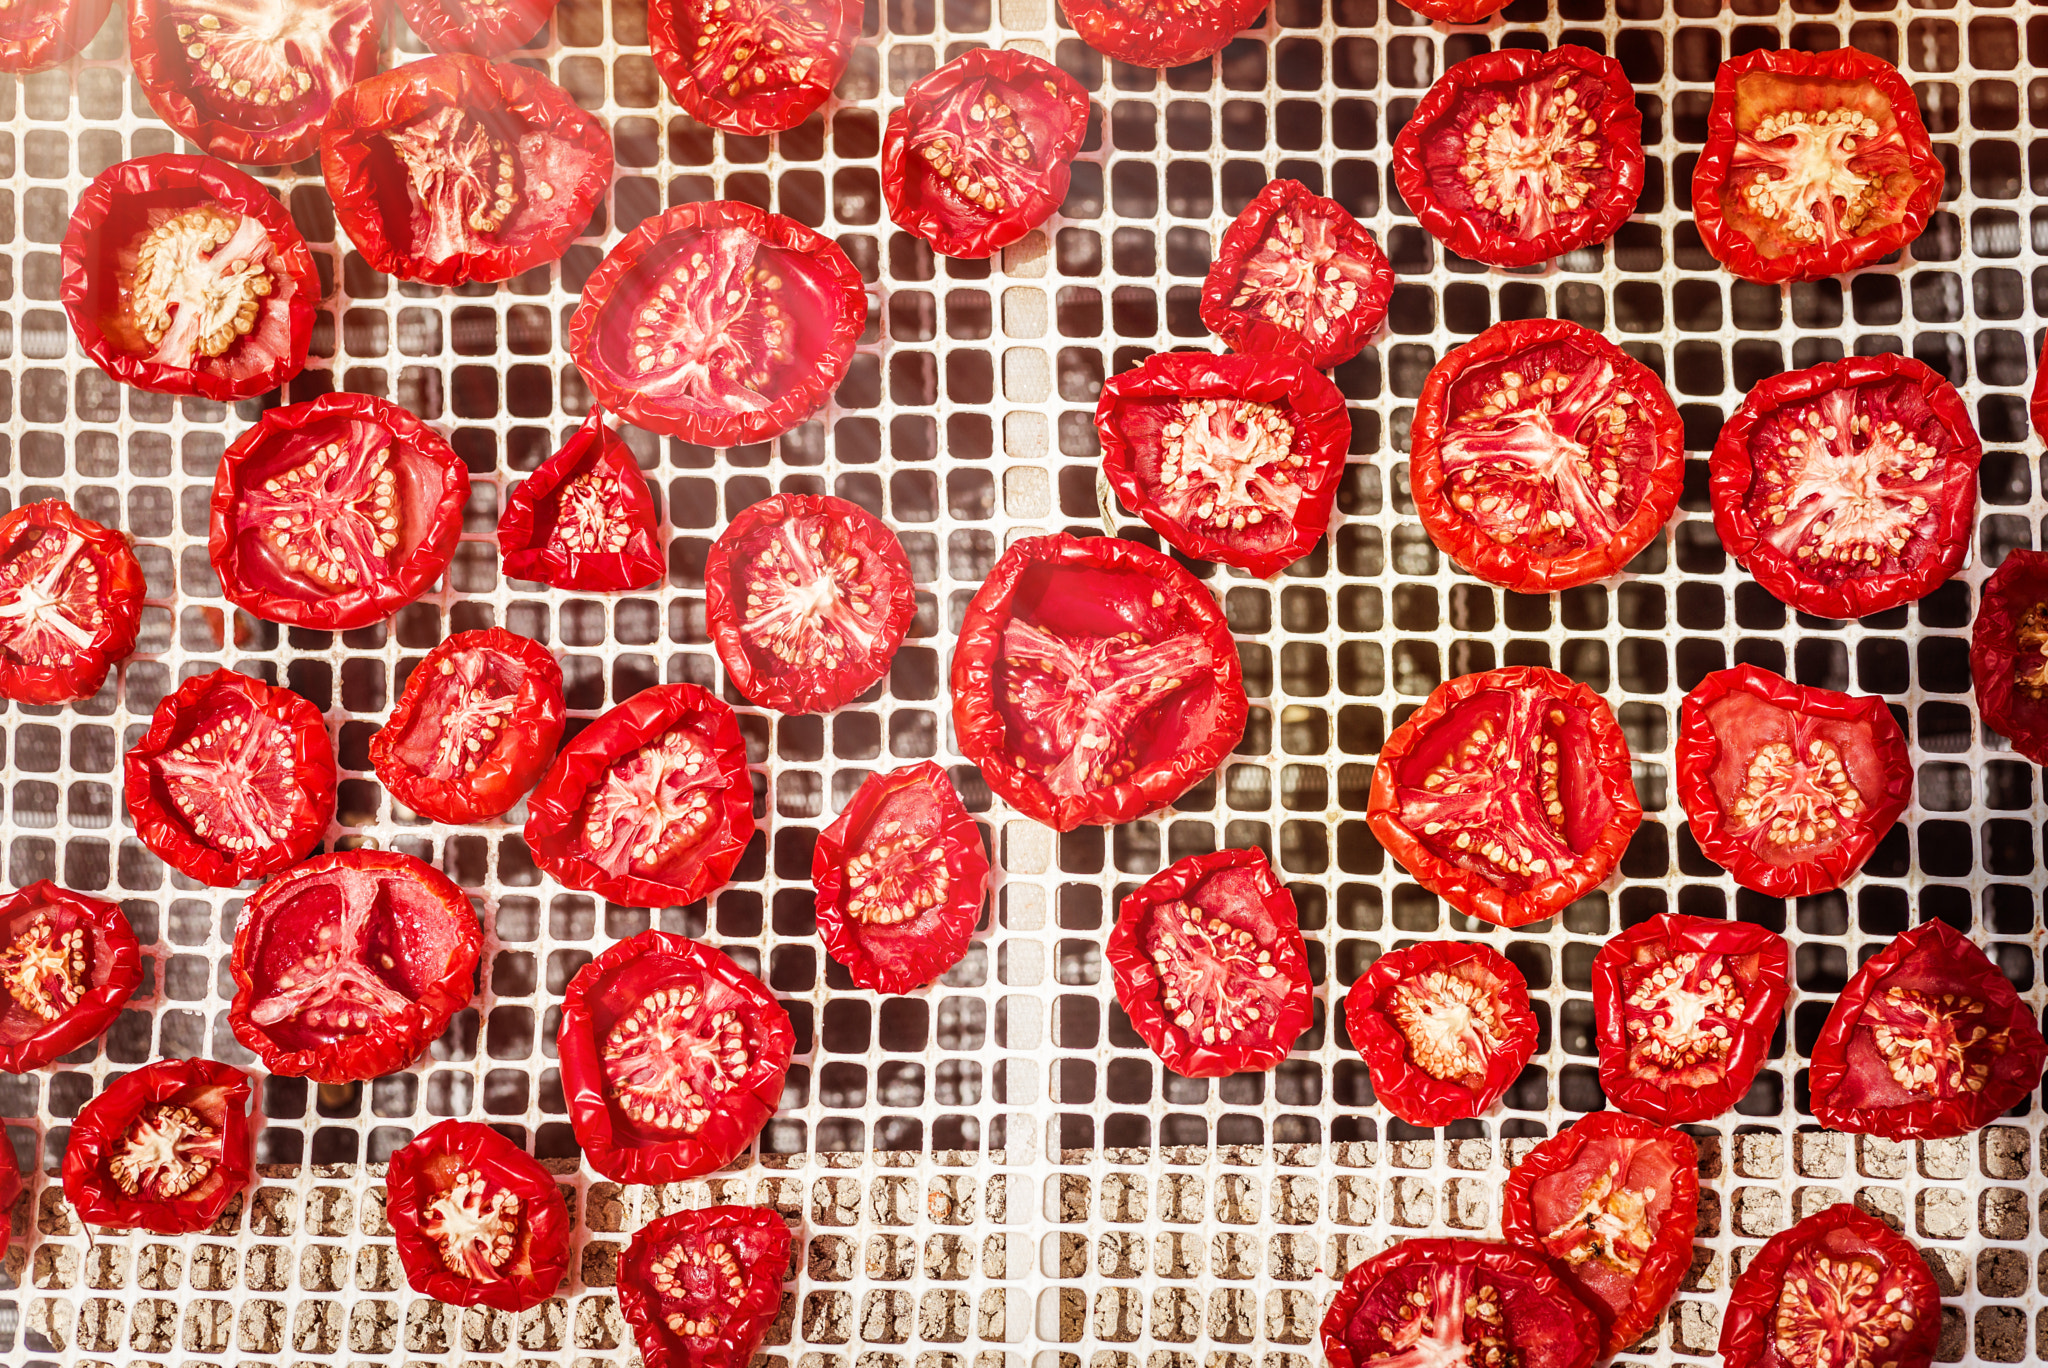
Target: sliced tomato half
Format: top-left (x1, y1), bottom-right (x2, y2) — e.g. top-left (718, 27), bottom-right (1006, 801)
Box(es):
top-left (1062, 0), bottom-right (1264, 69)
top-left (1719, 1205), bottom-right (1940, 1368)
top-left (1199, 178), bottom-right (1395, 371)
top-left (620, 1205), bottom-right (792, 1368)
top-left (386, 1119), bottom-right (570, 1312)
top-left (0, 882), bottom-right (143, 1073)
top-left (1971, 549), bottom-right (2048, 766)
top-left (1403, 0), bottom-right (1510, 18)
top-left (649, 0), bottom-right (860, 135)
top-left (0, 0), bottom-right (112, 71)
top-left (398, 0), bottom-right (556, 57)
top-left (1322, 1238), bottom-right (1600, 1368)
top-left (499, 414), bottom-right (663, 593)
top-left (61, 1059), bottom-right (253, 1235)
top-left (1344, 940), bottom-right (1537, 1127)
top-left (0, 499), bottom-right (144, 706)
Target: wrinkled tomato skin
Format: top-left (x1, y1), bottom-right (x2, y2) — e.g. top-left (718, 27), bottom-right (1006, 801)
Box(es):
top-left (1321, 1238), bottom-right (1601, 1368)
top-left (1097, 351), bottom-right (1351, 579)
top-left (1063, 0), bottom-right (1264, 69)
top-left (950, 534), bottom-right (1247, 832)
top-left (61, 1059), bottom-right (254, 1235)
top-left (0, 0), bottom-right (112, 71)
top-left (499, 414), bottom-right (665, 593)
top-left (558, 931), bottom-right (795, 1185)
top-left (812, 762), bottom-right (989, 995)
top-left (704, 493), bottom-right (917, 715)
top-left (369, 629), bottom-right (566, 825)
top-left (399, 0), bottom-right (557, 57)
top-left (0, 500), bottom-right (144, 706)
top-left (385, 1119), bottom-right (570, 1313)
top-left (0, 882), bottom-right (143, 1073)
top-left (1718, 1205), bottom-right (1940, 1368)
top-left (2033, 336), bottom-right (2048, 448)
top-left (1393, 46), bottom-right (1644, 269)
top-left (1808, 919), bottom-right (2048, 1141)
top-left (1402, 0), bottom-right (1510, 19)
top-left (1709, 353), bottom-right (1980, 621)
top-left (649, 0), bottom-right (860, 136)
top-left (1106, 847), bottom-right (1313, 1078)
top-left (1971, 549), bottom-right (2048, 766)
top-left (1343, 940), bottom-right (1537, 1127)
top-left (0, 1137), bottom-right (20, 1215)
top-left (1410, 319), bottom-right (1684, 593)
top-left (1198, 179), bottom-right (1394, 371)
top-left (620, 1205), bottom-right (792, 1368)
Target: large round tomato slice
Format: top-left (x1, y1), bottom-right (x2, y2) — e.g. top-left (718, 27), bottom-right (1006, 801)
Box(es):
top-left (1974, 550), bottom-right (2048, 766)
top-left (385, 1119), bottom-right (570, 1313)
top-left (951, 534), bottom-right (1247, 831)
top-left (1410, 319), bottom-right (1683, 593)
top-left (1322, 1238), bottom-right (1600, 1368)
top-left (1344, 940), bottom-right (1537, 1127)
top-left (1719, 1204), bottom-right (1939, 1368)
top-left (398, 0), bottom-right (556, 57)
top-left (1063, 0), bottom-right (1263, 69)
top-left (0, 499), bottom-right (144, 706)
top-left (1710, 353), bottom-right (1980, 620)
top-left (649, 0), bottom-right (859, 135)
top-left (61, 1059), bottom-right (254, 1235)
top-left (1392, 46), bottom-right (1644, 269)
top-left (1692, 48), bottom-right (1941, 285)
top-left (0, 0), bottom-right (112, 71)
top-left (1809, 919), bottom-right (2048, 1141)
top-left (499, 414), bottom-right (664, 593)
top-left (0, 881), bottom-right (142, 1073)
top-left (620, 1205), bottom-right (792, 1368)
top-left (1198, 178), bottom-right (1394, 372)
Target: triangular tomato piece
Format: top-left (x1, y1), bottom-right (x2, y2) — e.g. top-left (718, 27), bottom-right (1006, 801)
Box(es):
top-left (499, 413), bottom-right (663, 591)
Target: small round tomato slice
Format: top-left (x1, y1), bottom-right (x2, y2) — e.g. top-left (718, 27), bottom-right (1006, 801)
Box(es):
top-left (1097, 351), bottom-right (1351, 579)
top-left (649, 0), bottom-right (859, 136)
top-left (1692, 48), bottom-right (1941, 285)
top-left (1809, 919), bottom-right (2048, 1141)
top-left (228, 849), bottom-right (483, 1083)
top-left (0, 881), bottom-right (142, 1073)
top-left (1972, 549), bottom-right (2048, 766)
top-left (386, 1119), bottom-right (570, 1313)
top-left (1063, 0), bottom-right (1263, 69)
top-left (524, 682), bottom-right (755, 908)
top-left (1198, 179), bottom-right (1394, 371)
top-left (1719, 1204), bottom-right (1940, 1368)
top-left (0, 0), bottom-right (112, 71)
top-left (61, 1059), bottom-right (253, 1235)
top-left (812, 762), bottom-right (989, 994)
top-left (1710, 353), bottom-right (1980, 621)
top-left (500, 414), bottom-right (664, 593)
top-left (124, 668), bottom-right (339, 888)
top-left (881, 47), bottom-right (1091, 261)
top-left (208, 392), bottom-right (470, 632)
top-left (399, 0), bottom-right (556, 57)
top-left (1392, 46), bottom-right (1644, 269)
top-left (1410, 319), bottom-right (1684, 593)
top-left (0, 499), bottom-right (144, 706)
top-left (558, 930), bottom-right (794, 1184)
top-left (1322, 1238), bottom-right (1600, 1368)
top-left (369, 628), bottom-right (566, 825)
top-left (951, 533), bottom-right (1247, 831)
top-left (621, 1205), bottom-right (791, 1368)
top-left (704, 493), bottom-right (916, 715)
top-left (1343, 940), bottom-right (1537, 1127)
top-left (1366, 666), bottom-right (1641, 928)
top-left (569, 200), bottom-right (864, 448)
top-left (1106, 848), bottom-right (1312, 1078)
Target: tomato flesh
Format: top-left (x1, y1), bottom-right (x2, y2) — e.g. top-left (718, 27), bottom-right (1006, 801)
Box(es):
top-left (1346, 942), bottom-right (1538, 1127)
top-left (1323, 1239), bottom-right (1601, 1368)
top-left (0, 883), bottom-right (142, 1073)
top-left (62, 1059), bottom-right (253, 1235)
top-left (0, 500), bottom-right (144, 705)
top-left (386, 1120), bottom-right (569, 1312)
top-left (1719, 1205), bottom-right (1939, 1368)
top-left (370, 629), bottom-right (566, 825)
top-left (649, 0), bottom-right (859, 135)
top-left (620, 1206), bottom-right (792, 1368)
top-left (1971, 549), bottom-right (2048, 765)
top-left (399, 0), bottom-right (555, 56)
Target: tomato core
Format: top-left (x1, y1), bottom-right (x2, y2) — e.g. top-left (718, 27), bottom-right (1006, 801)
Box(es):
top-left (116, 206), bottom-right (277, 366)
top-left (1621, 952), bottom-right (1746, 1079)
top-left (110, 1104), bottom-right (220, 1200)
top-left (0, 519), bottom-right (122, 675)
top-left (1389, 968), bottom-right (1508, 1082)
top-left (0, 920), bottom-right (86, 1022)
top-left (423, 1169), bottom-right (521, 1279)
top-left (1769, 1247), bottom-right (1920, 1368)
top-left (601, 981), bottom-right (758, 1138)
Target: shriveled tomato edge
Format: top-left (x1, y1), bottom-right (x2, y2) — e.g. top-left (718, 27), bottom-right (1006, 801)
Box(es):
top-left (557, 930), bottom-right (795, 1184)
top-left (1320, 1237), bottom-right (1602, 1368)
top-left (386, 1118), bottom-right (571, 1312)
top-left (62, 1058), bottom-right (254, 1233)
top-left (1691, 47), bottom-right (1942, 286)
top-left (880, 48), bottom-right (1091, 260)
top-left (1392, 46), bottom-right (1644, 269)
top-left (0, 881), bottom-right (143, 1073)
top-left (399, 0), bottom-right (556, 57)
top-left (369, 629), bottom-right (567, 825)
top-left (1708, 353), bottom-right (1980, 620)
top-left (949, 533), bottom-right (1248, 831)
top-left (647, 0), bottom-right (860, 136)
top-left (1410, 318), bottom-right (1685, 593)
top-left (704, 492), bottom-right (916, 714)
top-left (1197, 179), bottom-right (1395, 371)
top-left (1343, 939), bottom-right (1537, 1127)
top-left (1097, 351), bottom-right (1352, 579)
top-left (568, 200), bottom-right (865, 447)
top-left (499, 412), bottom-right (665, 593)
top-left (0, 499), bottom-right (144, 707)
top-left (227, 850), bottom-right (483, 1084)
top-left (1717, 1204), bottom-right (1940, 1368)
top-left (0, 0), bottom-right (112, 71)
top-left (812, 762), bottom-right (989, 994)
top-left (1401, 0), bottom-right (1511, 19)
top-left (1971, 549), bottom-right (2048, 766)
top-left (1062, 0), bottom-right (1266, 69)
top-left (0, 1135), bottom-right (20, 1213)
top-left (1807, 918), bottom-right (2048, 1140)
top-left (620, 1205), bottom-right (793, 1368)
top-left (1365, 665), bottom-right (1643, 927)
top-left (2033, 334), bottom-right (2048, 448)
top-left (523, 681), bottom-right (755, 907)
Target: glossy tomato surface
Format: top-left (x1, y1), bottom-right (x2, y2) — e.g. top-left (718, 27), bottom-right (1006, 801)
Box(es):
top-left (1710, 353), bottom-right (1979, 620)
top-left (1808, 919), bottom-right (2048, 1140)
top-left (1676, 665), bottom-right (1911, 897)
top-left (1106, 847), bottom-right (1313, 1078)
top-left (1198, 178), bottom-right (1394, 370)
top-left (649, 0), bottom-right (860, 135)
top-left (0, 0), bottom-right (112, 71)
top-left (620, 1205), bottom-right (792, 1368)
top-left (1344, 940), bottom-right (1537, 1127)
top-left (1322, 1238), bottom-right (1601, 1368)
top-left (1063, 0), bottom-right (1264, 69)
top-left (1097, 350), bottom-right (1350, 579)
top-left (0, 881), bottom-right (142, 1073)
top-left (951, 534), bottom-right (1246, 831)
top-left (2034, 335), bottom-right (2048, 447)
top-left (499, 414), bottom-right (664, 593)
top-left (881, 47), bottom-right (1090, 260)
top-left (62, 1059), bottom-right (253, 1234)
top-left (0, 499), bottom-right (144, 706)
top-left (369, 629), bottom-right (566, 825)
top-left (1718, 1205), bottom-right (1939, 1368)
top-left (1410, 318), bottom-right (1684, 592)
top-left (228, 850), bottom-right (483, 1083)
top-left (60, 154), bottom-right (317, 401)
top-left (1392, 46), bottom-right (1643, 268)
top-left (558, 931), bottom-right (794, 1184)
top-left (1971, 549), bottom-right (2048, 766)
top-left (386, 1120), bottom-right (570, 1312)
top-left (1692, 48), bottom-right (1940, 284)
top-left (812, 762), bottom-right (989, 994)
top-left (569, 200), bottom-right (864, 447)
top-left (704, 493), bottom-right (916, 715)
top-left (1402, 0), bottom-right (1510, 18)
top-left (208, 392), bottom-right (470, 631)
top-left (399, 0), bottom-right (556, 56)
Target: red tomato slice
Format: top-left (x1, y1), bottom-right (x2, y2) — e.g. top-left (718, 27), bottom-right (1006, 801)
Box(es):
top-left (2033, 335), bottom-right (2048, 448)
top-left (1199, 178), bottom-right (1394, 371)
top-left (0, 0), bottom-right (111, 70)
top-left (1808, 919), bottom-right (2048, 1141)
top-left (1322, 1238), bottom-right (1601, 1368)
top-left (1973, 549), bottom-right (2048, 766)
top-left (0, 499), bottom-right (144, 706)
top-left (61, 1059), bottom-right (253, 1235)
top-left (1106, 847), bottom-right (1313, 1079)
top-left (0, 1134), bottom-right (19, 1213)
top-left (1403, 0), bottom-right (1509, 18)
top-left (385, 1119), bottom-right (570, 1313)
top-left (499, 414), bottom-right (665, 593)
top-left (1344, 940), bottom-right (1537, 1127)
top-left (880, 47), bottom-right (1091, 261)
top-left (369, 628), bottom-right (566, 825)
top-left (208, 392), bottom-right (470, 632)
top-left (1501, 1111), bottom-right (1699, 1357)
top-left (399, 0), bottom-right (556, 57)
top-left (1709, 353), bottom-right (1980, 621)
top-left (1366, 666), bottom-right (1642, 928)
top-left (649, 0), bottom-right (860, 136)
top-left (1063, 0), bottom-right (1264, 69)
top-left (1692, 48), bottom-right (1941, 284)
top-left (569, 200), bottom-right (865, 447)
top-left (812, 762), bottom-right (989, 995)
top-left (1718, 1204), bottom-right (1940, 1368)
top-left (704, 493), bottom-right (916, 715)
top-left (1410, 318), bottom-right (1684, 593)
top-left (0, 881), bottom-right (142, 1073)
top-left (950, 533), bottom-right (1247, 831)
top-left (1591, 913), bottom-right (1790, 1125)
top-left (1392, 46), bottom-right (1644, 269)
top-left (228, 849), bottom-right (483, 1083)
top-left (1097, 351), bottom-right (1351, 579)
top-left (620, 1205), bottom-right (792, 1368)
top-left (1676, 665), bottom-right (1911, 897)
top-left (558, 930), bottom-right (793, 1184)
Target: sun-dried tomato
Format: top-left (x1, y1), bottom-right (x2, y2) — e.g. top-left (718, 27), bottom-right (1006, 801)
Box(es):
top-left (499, 414), bottom-right (665, 593)
top-left (386, 1120), bottom-right (570, 1312)
top-left (1323, 1238), bottom-right (1601, 1368)
top-left (1719, 1205), bottom-right (1940, 1368)
top-left (1199, 179), bottom-right (1395, 371)
top-left (620, 1205), bottom-right (792, 1368)
top-left (62, 1059), bottom-right (253, 1234)
top-left (1971, 549), bottom-right (2048, 766)
top-left (0, 0), bottom-right (112, 71)
top-left (370, 629), bottom-right (565, 825)
top-left (398, 0), bottom-right (556, 57)
top-left (0, 882), bottom-right (142, 1073)
top-left (0, 499), bottom-right (144, 706)
top-left (1344, 940), bottom-right (1538, 1127)
top-left (1401, 0), bottom-right (1509, 18)
top-left (1062, 0), bottom-right (1265, 69)
top-left (648, 0), bottom-right (860, 135)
